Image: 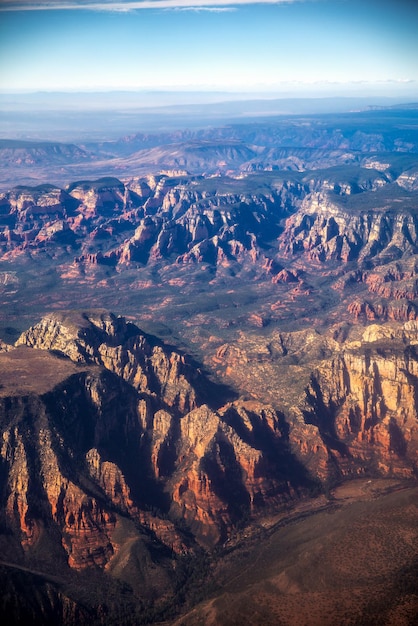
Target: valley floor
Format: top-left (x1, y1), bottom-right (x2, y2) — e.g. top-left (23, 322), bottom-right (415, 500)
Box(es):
top-left (171, 478), bottom-right (418, 626)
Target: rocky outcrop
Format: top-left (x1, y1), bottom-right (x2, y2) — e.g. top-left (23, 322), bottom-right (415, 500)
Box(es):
top-left (301, 332), bottom-right (418, 477)
top-left (0, 353), bottom-right (189, 575)
top-left (280, 188), bottom-right (418, 264)
top-left (0, 352), bottom-right (136, 568)
top-left (0, 173), bottom-right (309, 269)
top-left (3, 309), bottom-right (418, 623)
top-left (66, 177), bottom-right (142, 219)
top-left (2, 170), bottom-right (417, 319)
top-left (7, 311), bottom-right (315, 556)
top-left (112, 181), bottom-right (303, 267)
top-left (0, 185), bottom-right (80, 240)
top-left (211, 321), bottom-right (418, 481)
top-left (16, 311), bottom-right (200, 414)
top-left (301, 334), bottom-right (418, 478)
top-left (396, 167), bottom-right (418, 191)
top-left (11, 312), bottom-right (418, 559)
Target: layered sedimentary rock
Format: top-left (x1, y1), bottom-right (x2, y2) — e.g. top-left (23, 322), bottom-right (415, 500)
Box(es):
top-left (1, 171), bottom-right (417, 318)
top-left (302, 325), bottom-right (418, 477)
top-left (5, 310), bottom-right (418, 571)
top-left (2, 171), bottom-right (417, 332)
top-left (17, 310), bottom-right (200, 414)
top-left (280, 189), bottom-right (418, 264)
top-left (212, 321), bottom-right (418, 481)
top-left (1, 350), bottom-right (119, 567)
top-left (0, 311), bottom-right (313, 574)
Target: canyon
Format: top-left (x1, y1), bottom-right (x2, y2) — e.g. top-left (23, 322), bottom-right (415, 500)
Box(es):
top-left (1, 107), bottom-right (418, 624)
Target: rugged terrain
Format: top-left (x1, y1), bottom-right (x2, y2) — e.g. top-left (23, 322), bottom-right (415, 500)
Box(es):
top-left (1, 107), bottom-right (418, 624)
top-left (2, 311), bottom-right (418, 624)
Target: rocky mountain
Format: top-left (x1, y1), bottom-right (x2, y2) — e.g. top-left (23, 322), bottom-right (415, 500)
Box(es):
top-left (10, 311), bottom-right (313, 548)
top-left (2, 310), bottom-right (418, 623)
top-left (0, 139), bottom-right (92, 166)
top-left (1, 162), bottom-right (418, 330)
top-left (2, 164), bottom-right (416, 267)
top-left (0, 311), bottom-right (313, 622)
top-left (1, 107), bottom-right (418, 624)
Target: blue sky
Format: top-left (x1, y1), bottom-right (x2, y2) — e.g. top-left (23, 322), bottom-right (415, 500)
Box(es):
top-left (0, 0), bottom-right (417, 96)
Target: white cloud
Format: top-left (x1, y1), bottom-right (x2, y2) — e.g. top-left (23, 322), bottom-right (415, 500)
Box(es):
top-left (167, 6), bottom-right (237, 11)
top-left (0, 0), bottom-right (308, 12)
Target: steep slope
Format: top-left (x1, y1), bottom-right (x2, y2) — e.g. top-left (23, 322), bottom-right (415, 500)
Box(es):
top-left (2, 313), bottom-right (418, 624)
top-left (211, 321), bottom-right (418, 482)
top-left (7, 310), bottom-right (418, 552)
top-left (10, 311), bottom-right (314, 552)
top-left (280, 185), bottom-right (418, 265)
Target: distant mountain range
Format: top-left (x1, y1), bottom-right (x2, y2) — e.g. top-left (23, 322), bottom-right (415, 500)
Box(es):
top-left (1, 92), bottom-right (417, 142)
top-left (1, 106), bottom-right (418, 188)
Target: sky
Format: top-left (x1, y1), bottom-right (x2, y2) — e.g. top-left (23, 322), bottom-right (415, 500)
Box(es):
top-left (0, 0), bottom-right (417, 97)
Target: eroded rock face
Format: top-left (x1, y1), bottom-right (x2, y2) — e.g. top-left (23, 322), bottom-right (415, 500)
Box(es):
top-left (9, 310), bottom-right (418, 566)
top-left (0, 174), bottom-right (307, 270)
top-left (1, 372), bottom-right (189, 573)
top-left (301, 334), bottom-right (418, 478)
top-left (111, 181), bottom-right (303, 268)
top-left (16, 310), bottom-right (200, 414)
top-left (3, 311), bottom-right (313, 565)
top-left (2, 309), bottom-right (418, 626)
top-left (280, 192), bottom-right (418, 264)
top-left (0, 365), bottom-right (136, 570)
top-left (2, 173), bottom-right (418, 340)
top-left (67, 177), bottom-right (141, 219)
top-left (211, 321), bottom-right (418, 482)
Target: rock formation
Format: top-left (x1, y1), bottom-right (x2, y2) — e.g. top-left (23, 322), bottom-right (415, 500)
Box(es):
top-left (3, 310), bottom-right (418, 574)
top-left (1, 110), bottom-right (418, 624)
top-left (0, 312), bottom-right (314, 573)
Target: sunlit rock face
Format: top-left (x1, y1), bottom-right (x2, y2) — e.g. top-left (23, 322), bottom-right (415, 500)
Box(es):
top-left (280, 192), bottom-right (418, 264)
top-left (16, 310), bottom-right (201, 414)
top-left (0, 310), bottom-right (316, 570)
top-left (4, 309), bottom-right (418, 572)
top-left (1, 173), bottom-right (417, 338)
top-left (0, 173), bottom-right (308, 269)
top-left (302, 340), bottom-right (418, 478)
top-left (210, 320), bottom-right (418, 482)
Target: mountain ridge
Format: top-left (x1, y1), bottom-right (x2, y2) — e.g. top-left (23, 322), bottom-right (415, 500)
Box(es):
top-left (1, 108), bottom-right (418, 624)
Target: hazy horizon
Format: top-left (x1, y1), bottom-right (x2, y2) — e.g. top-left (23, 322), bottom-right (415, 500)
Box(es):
top-left (1, 1), bottom-right (418, 139)
top-left (1, 0), bottom-right (417, 97)
top-left (2, 93), bottom-right (417, 142)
